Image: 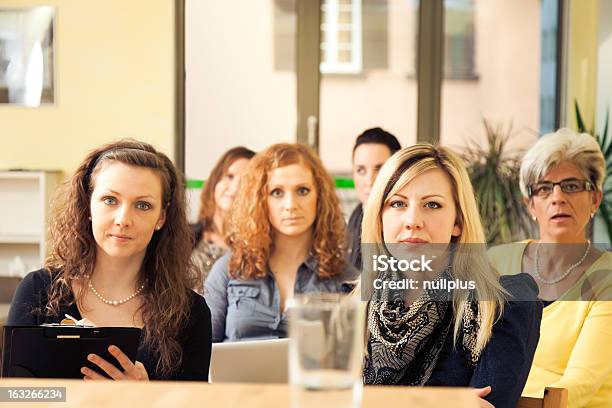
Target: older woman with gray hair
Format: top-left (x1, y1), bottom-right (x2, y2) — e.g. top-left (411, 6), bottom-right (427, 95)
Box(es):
top-left (489, 128), bottom-right (612, 407)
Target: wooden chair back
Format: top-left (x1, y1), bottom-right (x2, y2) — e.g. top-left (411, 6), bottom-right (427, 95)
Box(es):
top-left (517, 387), bottom-right (568, 408)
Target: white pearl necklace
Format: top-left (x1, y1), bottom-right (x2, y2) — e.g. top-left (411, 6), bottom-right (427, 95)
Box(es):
top-left (88, 280), bottom-right (145, 306)
top-left (534, 240), bottom-right (591, 285)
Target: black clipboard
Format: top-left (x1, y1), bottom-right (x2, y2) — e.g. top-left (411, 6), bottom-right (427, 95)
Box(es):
top-left (1, 325), bottom-right (141, 379)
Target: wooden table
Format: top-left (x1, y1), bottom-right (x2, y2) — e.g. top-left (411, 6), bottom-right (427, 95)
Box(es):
top-left (0, 379), bottom-right (479, 407)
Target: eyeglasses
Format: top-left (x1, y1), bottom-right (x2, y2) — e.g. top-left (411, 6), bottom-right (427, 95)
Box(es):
top-left (528, 178), bottom-right (594, 198)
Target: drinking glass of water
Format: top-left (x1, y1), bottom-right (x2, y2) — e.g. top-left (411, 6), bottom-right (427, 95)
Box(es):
top-left (287, 293), bottom-right (365, 408)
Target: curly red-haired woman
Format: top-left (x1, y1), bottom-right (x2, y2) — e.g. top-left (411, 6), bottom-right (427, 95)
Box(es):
top-left (204, 143), bottom-right (356, 342)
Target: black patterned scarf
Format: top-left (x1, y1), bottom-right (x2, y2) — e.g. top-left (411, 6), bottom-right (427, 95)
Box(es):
top-left (363, 269), bottom-right (481, 386)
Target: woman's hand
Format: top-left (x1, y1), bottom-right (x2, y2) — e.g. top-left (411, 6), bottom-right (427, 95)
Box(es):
top-left (81, 345), bottom-right (149, 381)
top-left (473, 386), bottom-right (495, 408)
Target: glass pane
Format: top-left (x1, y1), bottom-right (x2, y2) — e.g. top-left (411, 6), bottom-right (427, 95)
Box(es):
top-left (185, 0), bottom-right (297, 179)
top-left (319, 0), bottom-right (419, 174)
top-left (595, 1), bottom-right (611, 132)
top-left (339, 11), bottom-right (352, 24)
top-left (440, 0), bottom-right (558, 149)
top-left (338, 30), bottom-right (352, 43)
top-left (338, 49), bottom-right (351, 62)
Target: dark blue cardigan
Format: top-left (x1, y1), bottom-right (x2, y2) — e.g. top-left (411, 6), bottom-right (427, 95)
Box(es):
top-left (426, 273), bottom-right (542, 408)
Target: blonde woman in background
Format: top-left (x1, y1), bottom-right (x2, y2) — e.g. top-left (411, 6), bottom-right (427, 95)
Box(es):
top-left (489, 128), bottom-right (612, 407)
top-left (359, 144), bottom-right (542, 408)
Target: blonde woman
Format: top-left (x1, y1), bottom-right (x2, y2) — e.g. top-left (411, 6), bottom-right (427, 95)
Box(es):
top-left (489, 128), bottom-right (612, 407)
top-left (205, 143), bottom-right (356, 342)
top-left (359, 144), bottom-right (542, 408)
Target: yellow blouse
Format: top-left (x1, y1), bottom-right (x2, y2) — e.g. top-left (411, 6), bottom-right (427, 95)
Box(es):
top-left (488, 242), bottom-right (612, 408)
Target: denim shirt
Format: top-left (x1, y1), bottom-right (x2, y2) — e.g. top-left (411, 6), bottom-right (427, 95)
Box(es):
top-left (204, 252), bottom-right (357, 342)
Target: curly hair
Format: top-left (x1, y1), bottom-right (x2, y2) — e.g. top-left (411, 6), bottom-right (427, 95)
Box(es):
top-left (227, 143), bottom-right (346, 280)
top-left (197, 146), bottom-right (255, 238)
top-left (44, 139), bottom-right (197, 377)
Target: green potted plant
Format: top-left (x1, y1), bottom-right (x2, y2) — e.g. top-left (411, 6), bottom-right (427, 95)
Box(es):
top-left (462, 119), bottom-right (533, 244)
top-left (574, 101), bottom-right (611, 242)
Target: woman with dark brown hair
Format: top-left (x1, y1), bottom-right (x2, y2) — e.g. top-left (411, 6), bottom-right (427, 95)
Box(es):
top-left (205, 143), bottom-right (356, 342)
top-left (192, 146), bottom-right (255, 283)
top-left (7, 139), bottom-right (212, 381)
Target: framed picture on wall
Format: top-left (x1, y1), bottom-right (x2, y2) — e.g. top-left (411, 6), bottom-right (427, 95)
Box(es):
top-left (0, 6), bottom-right (55, 106)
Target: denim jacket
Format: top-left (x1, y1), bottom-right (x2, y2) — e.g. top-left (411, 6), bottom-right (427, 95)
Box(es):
top-left (204, 252), bottom-right (357, 342)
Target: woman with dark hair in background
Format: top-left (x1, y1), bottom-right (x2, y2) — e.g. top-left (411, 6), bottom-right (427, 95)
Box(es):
top-left (192, 146), bottom-right (255, 283)
top-left (348, 127), bottom-right (401, 269)
top-left (8, 139), bottom-right (212, 381)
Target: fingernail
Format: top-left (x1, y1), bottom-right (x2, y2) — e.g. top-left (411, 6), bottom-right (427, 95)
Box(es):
top-left (81, 367), bottom-right (87, 373)
top-left (109, 345), bottom-right (117, 352)
top-left (87, 354), bottom-right (95, 361)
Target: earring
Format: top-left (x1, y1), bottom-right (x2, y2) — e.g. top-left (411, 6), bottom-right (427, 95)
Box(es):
top-left (88, 216), bottom-right (92, 221)
top-left (155, 225), bottom-right (161, 230)
top-left (532, 216), bottom-right (536, 221)
top-left (591, 213), bottom-right (595, 219)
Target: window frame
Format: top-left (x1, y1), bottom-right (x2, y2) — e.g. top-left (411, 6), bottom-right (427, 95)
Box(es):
top-left (320, 0), bottom-right (363, 74)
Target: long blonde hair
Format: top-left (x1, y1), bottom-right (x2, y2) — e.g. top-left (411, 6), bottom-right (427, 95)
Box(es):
top-left (359, 144), bottom-right (505, 353)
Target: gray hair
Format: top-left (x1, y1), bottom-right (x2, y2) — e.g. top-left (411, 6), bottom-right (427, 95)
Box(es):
top-left (520, 128), bottom-right (605, 197)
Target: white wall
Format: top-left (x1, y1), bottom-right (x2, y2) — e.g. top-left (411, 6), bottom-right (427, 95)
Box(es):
top-left (0, 0), bottom-right (176, 175)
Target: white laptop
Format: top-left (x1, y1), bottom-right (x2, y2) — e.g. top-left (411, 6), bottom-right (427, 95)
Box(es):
top-left (209, 338), bottom-right (289, 383)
